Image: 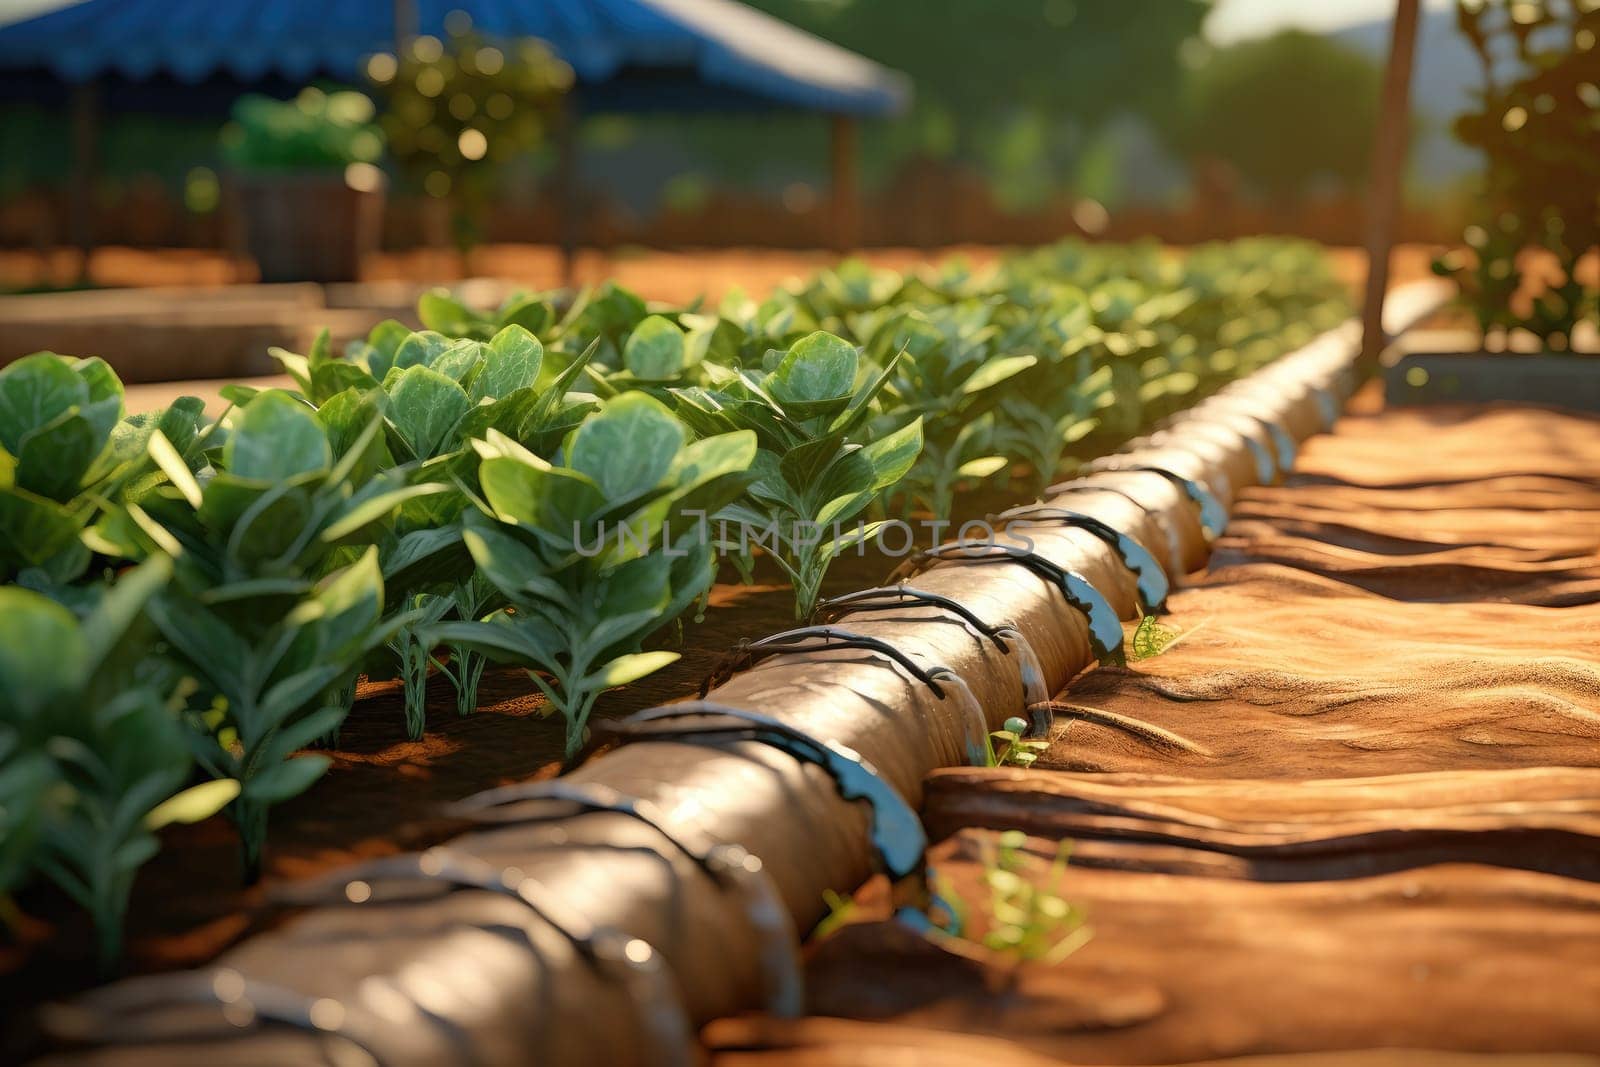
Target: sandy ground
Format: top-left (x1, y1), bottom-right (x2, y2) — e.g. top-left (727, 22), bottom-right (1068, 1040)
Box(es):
top-left (3, 241), bottom-right (1439, 303)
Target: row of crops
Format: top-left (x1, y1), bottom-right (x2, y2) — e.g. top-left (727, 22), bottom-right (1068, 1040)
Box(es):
top-left (0, 237), bottom-right (1348, 970)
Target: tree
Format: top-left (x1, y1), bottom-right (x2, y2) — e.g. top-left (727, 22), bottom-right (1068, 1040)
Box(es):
top-left (676, 0), bottom-right (1208, 196)
top-left (1435, 0), bottom-right (1599, 347)
top-left (1179, 30), bottom-right (1381, 201)
top-left (369, 16), bottom-right (572, 253)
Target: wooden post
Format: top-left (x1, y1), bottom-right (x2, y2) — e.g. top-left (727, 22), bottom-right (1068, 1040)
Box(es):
top-left (70, 79), bottom-right (99, 284)
top-left (830, 114), bottom-right (860, 252)
top-left (393, 0), bottom-right (417, 54)
top-left (556, 96), bottom-right (580, 289)
top-left (1359, 0), bottom-right (1422, 369)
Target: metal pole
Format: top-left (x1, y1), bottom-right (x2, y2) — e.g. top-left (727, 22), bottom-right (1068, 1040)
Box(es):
top-left (393, 0), bottom-right (416, 55)
top-left (556, 96), bottom-right (580, 289)
top-left (70, 79), bottom-right (99, 284)
top-left (1359, 0), bottom-right (1422, 369)
top-left (830, 114), bottom-right (860, 252)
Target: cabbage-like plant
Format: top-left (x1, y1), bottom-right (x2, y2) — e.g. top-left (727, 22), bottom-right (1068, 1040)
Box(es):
top-left (993, 353), bottom-right (1112, 495)
top-left (0, 557), bottom-right (239, 969)
top-left (798, 258), bottom-right (906, 325)
top-left (672, 331), bottom-right (922, 619)
top-left (432, 394), bottom-right (757, 757)
top-left (416, 287), bottom-right (557, 342)
top-left (282, 323), bottom-right (596, 733)
top-left (108, 390), bottom-right (440, 876)
top-left (371, 324), bottom-right (594, 732)
top-left (547, 280), bottom-right (650, 369)
top-left (581, 313), bottom-right (719, 398)
top-left (0, 353), bottom-right (126, 582)
top-left (868, 306), bottom-right (1034, 521)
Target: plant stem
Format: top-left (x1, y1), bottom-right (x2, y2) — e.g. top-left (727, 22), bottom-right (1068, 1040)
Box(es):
top-left (235, 797), bottom-right (266, 885)
top-left (395, 628), bottom-right (431, 739)
top-left (563, 689), bottom-right (598, 760)
top-left (320, 679), bottom-right (356, 747)
top-left (450, 644), bottom-right (485, 716)
top-left (92, 871), bottom-right (129, 976)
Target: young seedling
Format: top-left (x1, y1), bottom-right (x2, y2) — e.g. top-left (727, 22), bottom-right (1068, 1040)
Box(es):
top-left (116, 390), bottom-right (441, 877)
top-left (1129, 612), bottom-right (1206, 662)
top-left (939, 830), bottom-right (1091, 966)
top-left (0, 557), bottom-right (239, 970)
top-left (0, 353), bottom-right (127, 583)
top-left (432, 394), bottom-right (758, 757)
top-left (990, 716), bottom-right (1049, 769)
top-left (294, 322), bottom-right (597, 736)
top-left (672, 331), bottom-right (923, 619)
top-left (416, 287), bottom-right (557, 341)
top-left (867, 305), bottom-right (1035, 521)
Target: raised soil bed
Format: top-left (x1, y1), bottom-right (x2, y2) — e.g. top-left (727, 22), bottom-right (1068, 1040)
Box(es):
top-left (15, 284), bottom-right (1451, 1066)
top-left (711, 398), bottom-right (1600, 1064)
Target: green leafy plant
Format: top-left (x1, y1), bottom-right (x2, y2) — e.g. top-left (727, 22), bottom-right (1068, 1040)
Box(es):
top-left (107, 391), bottom-right (439, 876)
top-left (672, 331), bottom-right (923, 619)
top-left (277, 322), bottom-right (596, 735)
top-left (548, 281), bottom-right (652, 371)
top-left (0, 558), bottom-right (239, 969)
top-left (989, 716), bottom-right (1048, 769)
top-left (1128, 612), bottom-right (1205, 662)
top-left (0, 235), bottom-right (1354, 931)
top-left (433, 394), bottom-right (758, 756)
top-left (0, 353), bottom-right (125, 583)
top-left (415, 287), bottom-right (559, 343)
top-left (222, 88), bottom-right (384, 173)
top-left (369, 19), bottom-right (572, 252)
top-left (940, 830), bottom-right (1091, 964)
top-left (1434, 0), bottom-right (1599, 348)
top-left (867, 304), bottom-right (1036, 519)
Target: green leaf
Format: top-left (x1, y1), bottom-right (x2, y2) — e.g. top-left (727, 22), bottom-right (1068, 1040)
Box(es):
top-left (862, 418), bottom-right (924, 491)
top-left (0, 353), bottom-right (86, 455)
top-left (584, 650), bottom-right (679, 690)
top-left (15, 409), bottom-right (98, 501)
top-left (144, 779), bottom-right (240, 830)
top-left (321, 482), bottom-right (450, 543)
top-left (224, 478), bottom-right (317, 567)
top-left (769, 332), bottom-right (857, 406)
top-left (622, 315), bottom-right (689, 381)
top-left (72, 356), bottom-right (124, 409)
top-left (308, 360), bottom-right (379, 405)
top-left (220, 384), bottom-right (266, 409)
top-left (431, 339), bottom-right (485, 383)
top-left (80, 554), bottom-right (171, 674)
top-left (381, 525), bottom-right (468, 592)
top-left (148, 429), bottom-right (203, 508)
top-left (961, 354), bottom-right (1037, 395)
top-left (472, 325), bottom-right (544, 401)
top-left (0, 487), bottom-right (80, 569)
top-left (957, 455), bottom-right (1009, 479)
top-left (498, 294), bottom-right (555, 336)
top-left (307, 328), bottom-right (332, 366)
top-left (418, 290), bottom-right (477, 335)
top-left (479, 455), bottom-right (605, 532)
top-left (393, 330), bottom-right (454, 371)
top-left (0, 585), bottom-right (85, 712)
top-left (224, 391), bottom-right (331, 481)
top-left (244, 753), bottom-right (331, 803)
top-left (568, 392), bottom-right (686, 500)
top-left (386, 365), bottom-right (472, 460)
top-left (269, 347), bottom-right (312, 392)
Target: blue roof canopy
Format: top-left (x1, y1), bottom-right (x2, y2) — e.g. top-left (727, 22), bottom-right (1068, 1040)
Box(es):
top-left (0, 0), bottom-right (910, 116)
